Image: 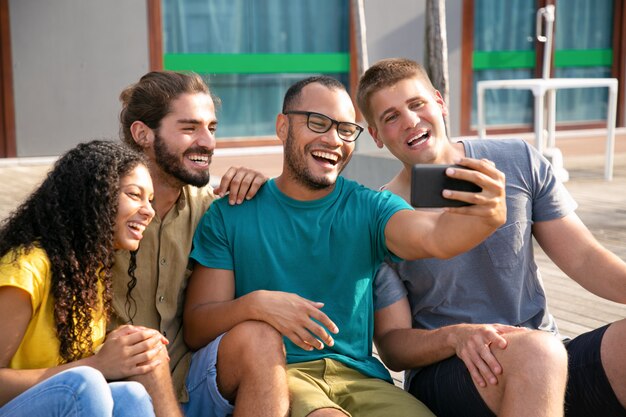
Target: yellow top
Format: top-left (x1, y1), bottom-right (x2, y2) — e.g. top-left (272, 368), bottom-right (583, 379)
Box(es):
top-left (0, 246), bottom-right (106, 369)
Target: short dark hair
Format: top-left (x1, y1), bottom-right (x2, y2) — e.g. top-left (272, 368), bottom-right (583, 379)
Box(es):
top-left (282, 75), bottom-right (346, 113)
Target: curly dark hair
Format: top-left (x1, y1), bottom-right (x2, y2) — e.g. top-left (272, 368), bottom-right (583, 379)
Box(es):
top-left (0, 140), bottom-right (147, 363)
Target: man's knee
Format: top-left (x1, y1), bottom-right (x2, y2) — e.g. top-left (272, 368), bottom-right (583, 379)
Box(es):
top-left (215, 321), bottom-right (288, 404)
top-left (221, 321), bottom-right (285, 364)
top-left (217, 321), bottom-right (286, 373)
top-left (500, 330), bottom-right (567, 377)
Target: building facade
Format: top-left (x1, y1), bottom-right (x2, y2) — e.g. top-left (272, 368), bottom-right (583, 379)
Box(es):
top-left (0, 0), bottom-right (624, 158)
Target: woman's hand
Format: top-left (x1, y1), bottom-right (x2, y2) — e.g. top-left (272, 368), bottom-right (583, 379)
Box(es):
top-left (87, 325), bottom-right (169, 380)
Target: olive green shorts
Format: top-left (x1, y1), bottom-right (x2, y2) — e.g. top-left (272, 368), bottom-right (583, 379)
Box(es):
top-left (287, 358), bottom-right (435, 417)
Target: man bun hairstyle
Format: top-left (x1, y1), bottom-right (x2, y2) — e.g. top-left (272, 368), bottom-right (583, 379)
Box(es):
top-left (119, 71), bottom-right (217, 150)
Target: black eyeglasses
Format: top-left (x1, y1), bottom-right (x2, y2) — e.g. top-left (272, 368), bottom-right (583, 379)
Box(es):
top-left (283, 111), bottom-right (363, 142)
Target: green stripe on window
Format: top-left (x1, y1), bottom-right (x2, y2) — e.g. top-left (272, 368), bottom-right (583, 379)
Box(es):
top-left (473, 49), bottom-right (613, 70)
top-left (163, 53), bottom-right (350, 74)
top-left (554, 49), bottom-right (613, 67)
top-left (473, 51), bottom-right (536, 70)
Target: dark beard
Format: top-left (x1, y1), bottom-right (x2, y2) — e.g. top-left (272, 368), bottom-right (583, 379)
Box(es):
top-left (284, 126), bottom-right (340, 191)
top-left (153, 132), bottom-right (211, 187)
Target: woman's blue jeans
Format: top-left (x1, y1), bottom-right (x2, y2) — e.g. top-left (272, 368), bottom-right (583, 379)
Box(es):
top-left (0, 366), bottom-right (155, 417)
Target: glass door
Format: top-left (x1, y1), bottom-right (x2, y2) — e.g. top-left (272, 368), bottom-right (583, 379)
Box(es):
top-left (465, 0), bottom-right (618, 132)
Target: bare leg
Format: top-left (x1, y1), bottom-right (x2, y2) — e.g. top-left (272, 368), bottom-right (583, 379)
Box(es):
top-left (129, 347), bottom-right (183, 417)
top-left (216, 320), bottom-right (289, 417)
top-left (600, 319), bottom-right (626, 407)
top-left (477, 330), bottom-right (568, 417)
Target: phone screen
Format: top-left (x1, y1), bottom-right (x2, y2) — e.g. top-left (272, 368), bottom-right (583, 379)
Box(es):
top-left (410, 164), bottom-right (482, 208)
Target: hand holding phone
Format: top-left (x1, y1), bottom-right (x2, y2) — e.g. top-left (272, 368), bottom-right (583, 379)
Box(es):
top-left (410, 164), bottom-right (482, 208)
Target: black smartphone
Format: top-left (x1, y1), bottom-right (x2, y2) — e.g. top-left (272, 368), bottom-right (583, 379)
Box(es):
top-left (410, 164), bottom-right (482, 208)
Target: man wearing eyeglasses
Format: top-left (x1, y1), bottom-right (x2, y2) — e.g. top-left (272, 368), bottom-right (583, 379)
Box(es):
top-left (183, 75), bottom-right (507, 417)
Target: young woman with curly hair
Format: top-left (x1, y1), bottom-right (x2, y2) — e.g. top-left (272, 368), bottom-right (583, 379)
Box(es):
top-left (0, 140), bottom-right (164, 417)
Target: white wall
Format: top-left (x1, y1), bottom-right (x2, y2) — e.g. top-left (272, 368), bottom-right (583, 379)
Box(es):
top-left (361, 0), bottom-right (463, 138)
top-left (10, 0), bottom-right (150, 157)
top-left (344, 0), bottom-right (464, 189)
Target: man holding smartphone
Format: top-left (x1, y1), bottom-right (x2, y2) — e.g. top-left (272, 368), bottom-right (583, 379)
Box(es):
top-left (357, 58), bottom-right (626, 417)
top-left (183, 75), bottom-right (506, 417)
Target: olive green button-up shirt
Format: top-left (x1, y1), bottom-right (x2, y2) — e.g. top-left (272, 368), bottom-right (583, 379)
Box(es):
top-left (110, 184), bottom-right (215, 402)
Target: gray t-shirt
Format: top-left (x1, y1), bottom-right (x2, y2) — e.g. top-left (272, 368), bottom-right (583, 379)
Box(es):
top-left (374, 139), bottom-right (577, 385)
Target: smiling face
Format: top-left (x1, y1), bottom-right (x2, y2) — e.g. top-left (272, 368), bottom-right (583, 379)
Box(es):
top-left (276, 83), bottom-right (356, 198)
top-left (113, 164), bottom-right (155, 251)
top-left (368, 77), bottom-right (451, 166)
top-left (151, 92), bottom-right (217, 187)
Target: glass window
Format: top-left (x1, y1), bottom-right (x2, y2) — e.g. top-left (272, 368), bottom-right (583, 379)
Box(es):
top-left (472, 0), bottom-right (615, 127)
top-left (472, 0), bottom-right (536, 126)
top-left (162, 0), bottom-right (350, 139)
top-left (554, 0), bottom-right (613, 122)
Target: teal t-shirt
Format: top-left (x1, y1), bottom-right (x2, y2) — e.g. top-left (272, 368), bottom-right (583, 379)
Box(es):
top-left (190, 176), bottom-right (412, 382)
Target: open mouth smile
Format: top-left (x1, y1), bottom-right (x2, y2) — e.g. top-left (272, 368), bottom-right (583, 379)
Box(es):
top-left (186, 153), bottom-right (211, 167)
top-left (127, 221), bottom-right (148, 240)
top-left (311, 150), bottom-right (340, 166)
top-left (407, 131), bottom-right (430, 148)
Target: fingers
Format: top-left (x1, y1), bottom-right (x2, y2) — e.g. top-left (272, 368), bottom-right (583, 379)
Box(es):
top-left (96, 325), bottom-right (173, 379)
top-left (464, 355), bottom-right (488, 388)
top-left (442, 158), bottom-right (506, 223)
top-left (215, 167), bottom-right (268, 205)
top-left (129, 331), bottom-right (166, 356)
top-left (463, 342), bottom-right (500, 388)
top-left (302, 317), bottom-right (336, 350)
top-left (106, 327), bottom-right (167, 360)
top-left (119, 345), bottom-right (168, 377)
top-left (286, 326), bottom-right (327, 351)
top-left (446, 158), bottom-right (503, 194)
top-left (108, 324), bottom-right (169, 344)
top-left (284, 302), bottom-right (339, 352)
top-left (454, 323), bottom-right (511, 388)
top-left (133, 340), bottom-right (170, 370)
top-left (305, 300), bottom-right (338, 333)
top-left (262, 293), bottom-right (340, 352)
top-left (452, 157), bottom-right (499, 178)
top-left (285, 323), bottom-right (336, 352)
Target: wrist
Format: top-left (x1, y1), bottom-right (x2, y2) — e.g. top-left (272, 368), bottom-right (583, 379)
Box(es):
top-left (443, 324), bottom-right (462, 351)
top-left (246, 290), bottom-right (266, 321)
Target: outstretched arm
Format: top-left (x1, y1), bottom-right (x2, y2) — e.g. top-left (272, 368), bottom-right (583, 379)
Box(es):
top-left (183, 265), bottom-right (338, 352)
top-left (534, 213), bottom-right (626, 303)
top-left (385, 157), bottom-right (507, 260)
